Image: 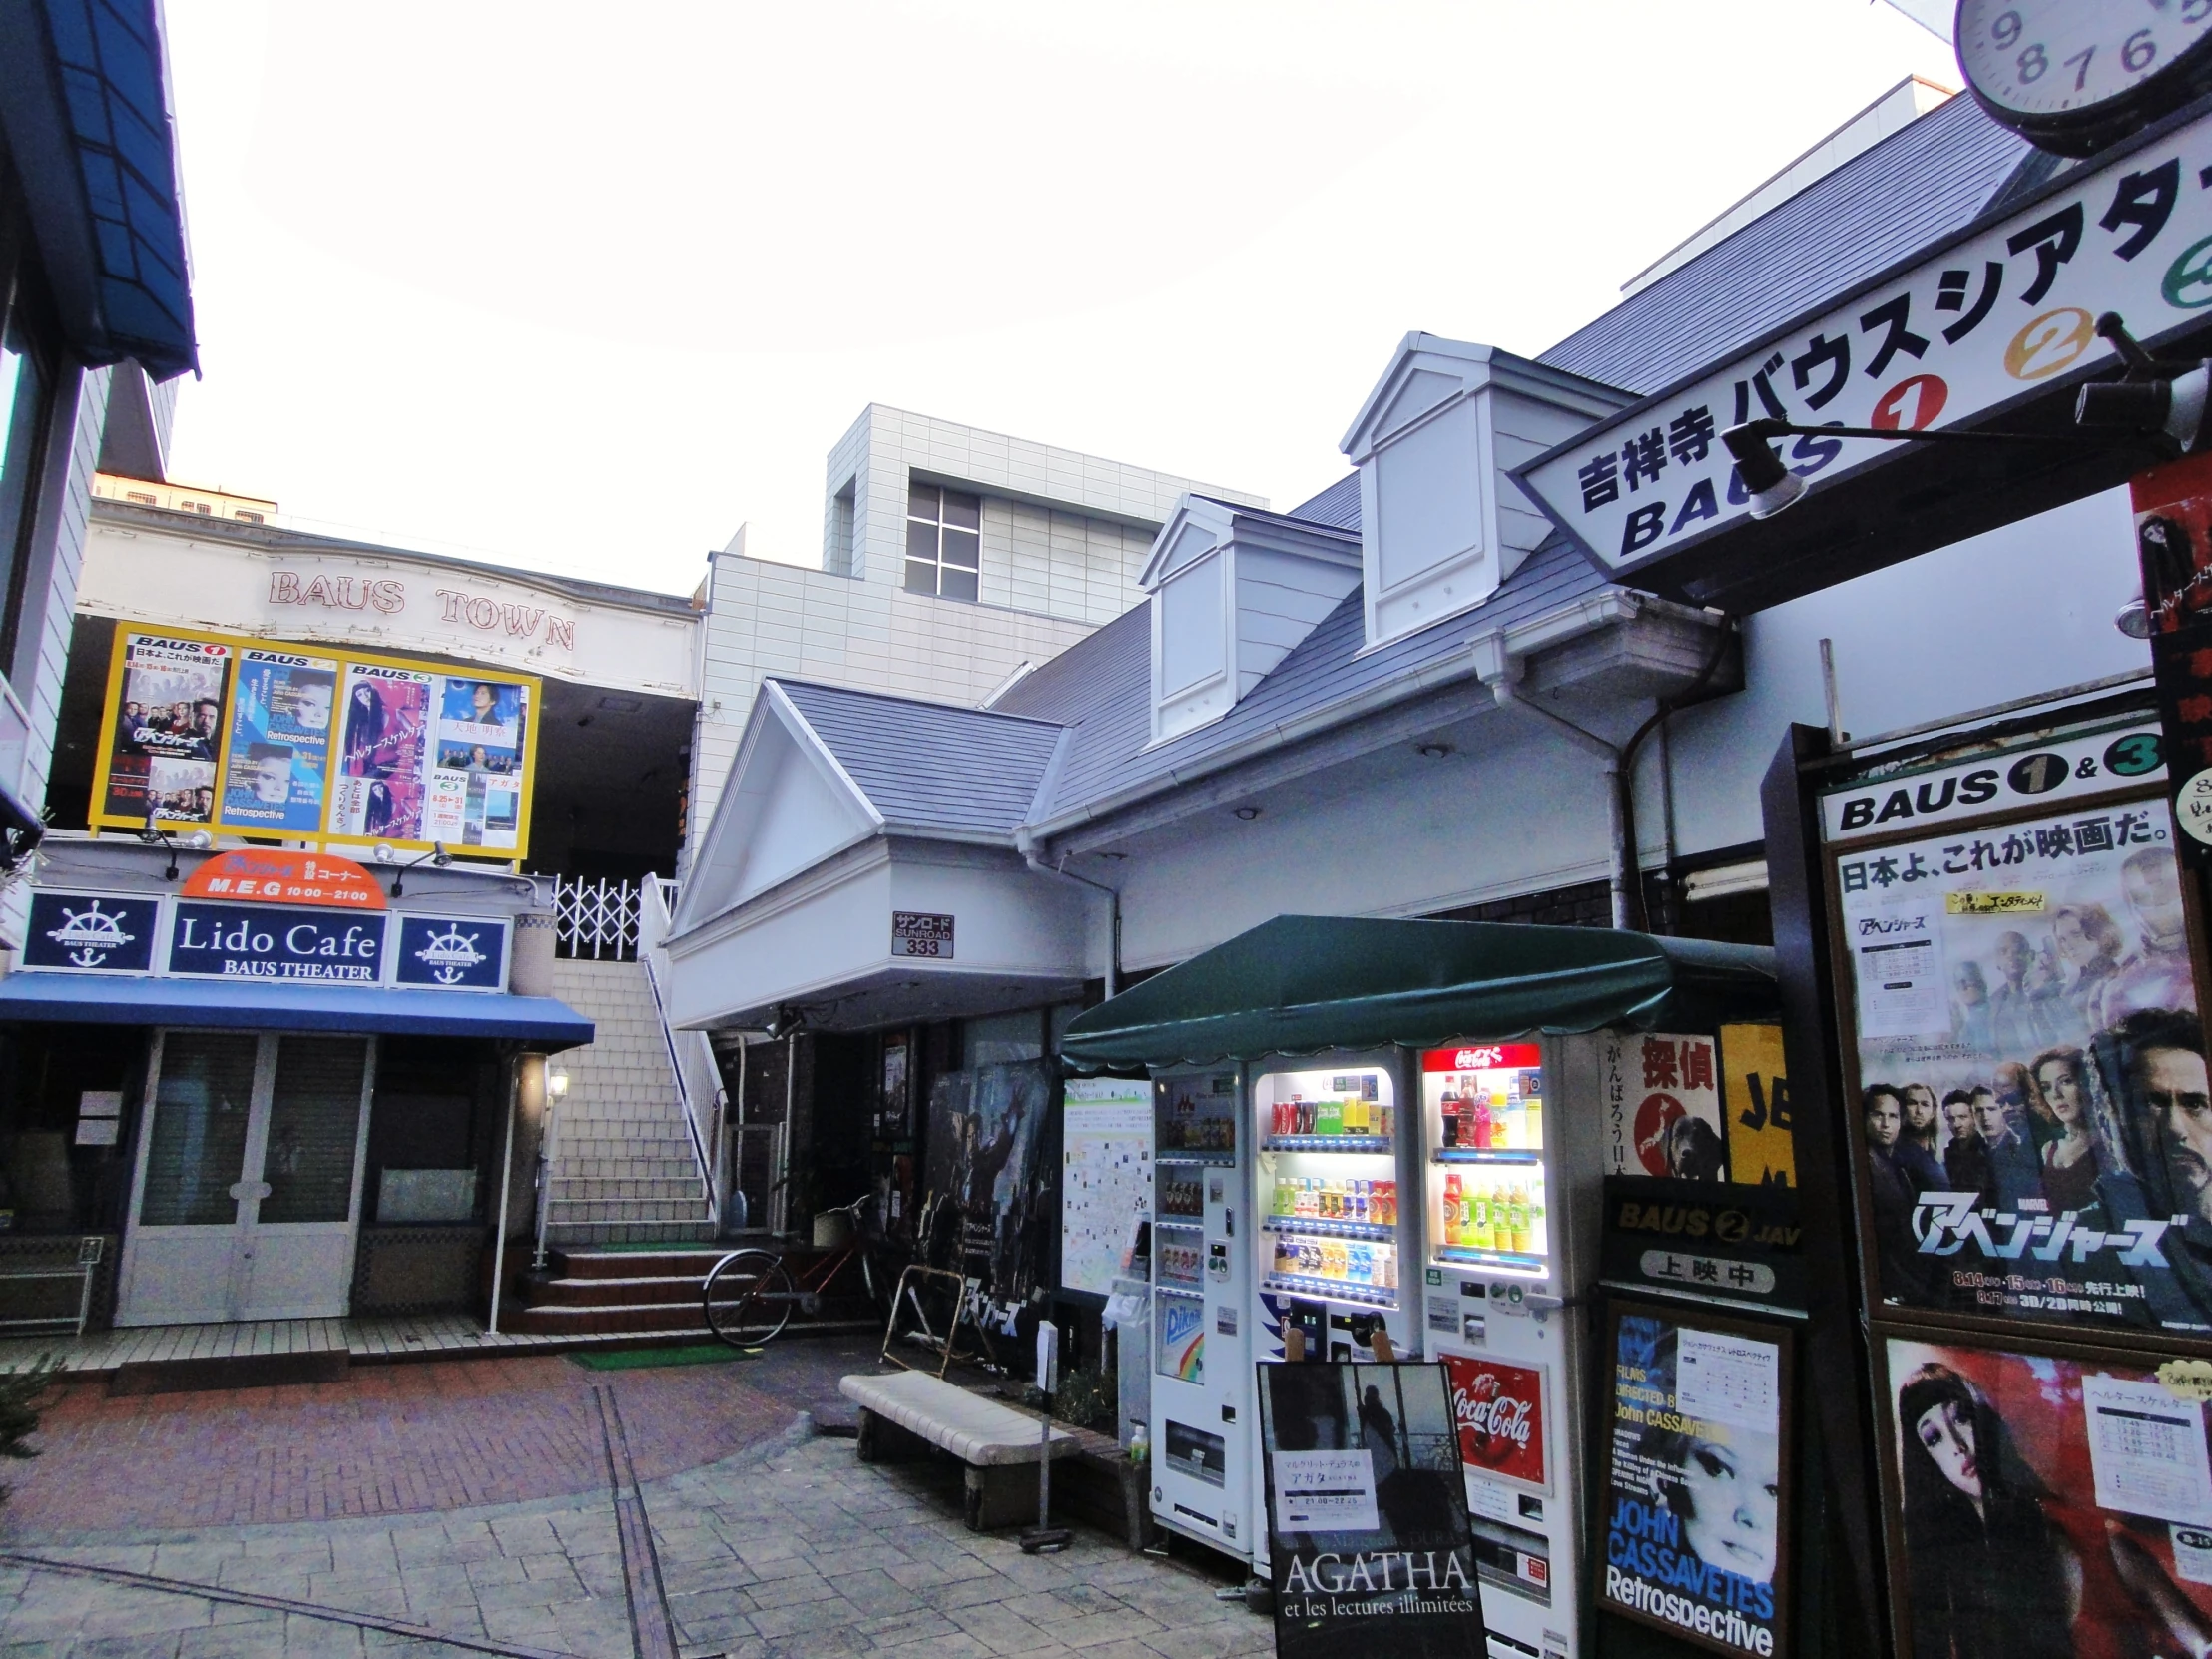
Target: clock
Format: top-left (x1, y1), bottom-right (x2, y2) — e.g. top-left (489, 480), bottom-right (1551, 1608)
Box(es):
top-left (1955, 0), bottom-right (2212, 157)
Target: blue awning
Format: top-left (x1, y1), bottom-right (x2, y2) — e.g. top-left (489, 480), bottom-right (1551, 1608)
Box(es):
top-left (0, 973), bottom-right (595, 1051)
top-left (0, 0), bottom-right (198, 380)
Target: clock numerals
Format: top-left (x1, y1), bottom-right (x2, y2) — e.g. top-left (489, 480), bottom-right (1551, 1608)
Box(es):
top-left (2124, 30), bottom-right (2159, 76)
top-left (1991, 10), bottom-right (2022, 50)
top-left (2190, 0), bottom-right (2212, 28)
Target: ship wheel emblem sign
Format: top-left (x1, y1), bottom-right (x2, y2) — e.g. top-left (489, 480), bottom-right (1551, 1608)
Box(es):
top-left (413, 923), bottom-right (488, 985)
top-left (46, 902), bottom-right (136, 968)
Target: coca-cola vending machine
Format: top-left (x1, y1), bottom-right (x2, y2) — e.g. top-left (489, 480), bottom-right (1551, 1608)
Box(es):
top-left (1421, 1036), bottom-right (1608, 1659)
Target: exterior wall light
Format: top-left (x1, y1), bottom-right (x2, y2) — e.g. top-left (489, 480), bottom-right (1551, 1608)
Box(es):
top-left (1417, 742), bottom-right (1453, 759)
top-left (1234, 807), bottom-right (1262, 821)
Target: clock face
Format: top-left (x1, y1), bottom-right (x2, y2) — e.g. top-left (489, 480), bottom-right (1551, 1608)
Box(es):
top-left (1956, 0), bottom-right (2212, 122)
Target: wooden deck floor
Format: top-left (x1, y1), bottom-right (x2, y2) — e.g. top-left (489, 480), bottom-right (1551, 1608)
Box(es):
top-left (0, 1311), bottom-right (715, 1375)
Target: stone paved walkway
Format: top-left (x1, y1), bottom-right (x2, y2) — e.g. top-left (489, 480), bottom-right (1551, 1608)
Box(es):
top-left (0, 1340), bottom-right (1264, 1658)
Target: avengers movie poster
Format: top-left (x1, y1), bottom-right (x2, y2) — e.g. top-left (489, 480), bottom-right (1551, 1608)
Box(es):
top-left (1838, 784), bottom-right (2212, 1340)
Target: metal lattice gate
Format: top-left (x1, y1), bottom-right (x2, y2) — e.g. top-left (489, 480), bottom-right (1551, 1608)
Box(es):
top-left (554, 877), bottom-right (641, 961)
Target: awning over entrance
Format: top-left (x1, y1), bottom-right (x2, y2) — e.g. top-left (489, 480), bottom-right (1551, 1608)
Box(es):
top-left (1059, 915), bottom-right (1779, 1069)
top-left (0, 973), bottom-right (595, 1050)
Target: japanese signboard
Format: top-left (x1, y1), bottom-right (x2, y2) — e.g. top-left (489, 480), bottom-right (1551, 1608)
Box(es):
top-left (1518, 109), bottom-right (2212, 585)
top-left (1603, 1032), bottom-right (1727, 1180)
top-left (1600, 1176), bottom-right (1808, 1313)
top-left (179, 849), bottom-right (384, 910)
top-left (1828, 744), bottom-right (2212, 1339)
top-left (88, 624), bottom-right (539, 861)
top-left (1720, 1024), bottom-right (1795, 1187)
top-left (1821, 719), bottom-right (2166, 843)
top-left (891, 911), bottom-right (955, 959)
top-left (1884, 1334), bottom-right (2212, 1659)
top-left (1257, 1362), bottom-right (1484, 1659)
top-left (1599, 1301), bottom-right (1794, 1658)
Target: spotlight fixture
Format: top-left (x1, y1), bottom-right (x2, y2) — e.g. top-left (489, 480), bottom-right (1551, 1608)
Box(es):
top-left (386, 840), bottom-right (452, 897)
top-left (1718, 423), bottom-right (1807, 520)
top-left (138, 804), bottom-right (183, 881)
top-left (2117, 595), bottom-right (2154, 640)
top-left (764, 1003), bottom-right (806, 1041)
top-left (1234, 806), bottom-right (1262, 821)
top-left (2075, 313), bottom-right (2211, 456)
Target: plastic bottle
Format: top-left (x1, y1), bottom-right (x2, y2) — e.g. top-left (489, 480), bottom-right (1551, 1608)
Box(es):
top-left (1130, 1421), bottom-right (1150, 1467)
top-left (1443, 1175), bottom-right (1463, 1247)
top-left (1470, 1184), bottom-right (1492, 1250)
top-left (1524, 1091), bottom-right (1543, 1151)
top-left (1471, 1087), bottom-right (1493, 1151)
top-left (1529, 1185), bottom-right (1548, 1257)
top-left (1509, 1183), bottom-right (1531, 1254)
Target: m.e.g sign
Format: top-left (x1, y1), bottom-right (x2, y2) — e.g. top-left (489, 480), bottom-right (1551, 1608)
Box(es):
top-left (891, 912), bottom-right (954, 959)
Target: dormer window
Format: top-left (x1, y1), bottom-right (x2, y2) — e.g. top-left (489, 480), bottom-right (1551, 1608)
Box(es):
top-left (1342, 335), bottom-right (1632, 650)
top-left (1143, 496), bottom-right (1361, 746)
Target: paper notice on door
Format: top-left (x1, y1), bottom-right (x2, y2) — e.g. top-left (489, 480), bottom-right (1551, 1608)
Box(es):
top-left (1675, 1327), bottom-right (1780, 1434)
top-left (2084, 1375), bottom-right (2212, 1525)
top-left (1848, 893), bottom-right (1949, 1039)
top-left (1272, 1449), bottom-right (1380, 1533)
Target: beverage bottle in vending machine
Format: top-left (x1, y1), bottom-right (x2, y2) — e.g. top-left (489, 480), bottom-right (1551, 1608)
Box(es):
top-left (1442, 1175), bottom-right (1463, 1247)
top-left (1470, 1184), bottom-right (1493, 1251)
top-left (1508, 1183), bottom-right (1531, 1253)
top-left (1471, 1086), bottom-right (1493, 1150)
top-left (1529, 1185), bottom-right (1548, 1256)
top-left (1440, 1079), bottom-right (1459, 1146)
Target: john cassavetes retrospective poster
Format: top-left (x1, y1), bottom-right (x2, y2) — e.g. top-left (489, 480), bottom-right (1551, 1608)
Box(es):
top-left (1887, 1336), bottom-right (2212, 1659)
top-left (1600, 1303), bottom-right (1792, 1658)
top-left (1259, 1362), bottom-right (1484, 1659)
top-left (91, 624), bottom-right (540, 859)
top-left (1839, 788), bottom-right (2212, 1339)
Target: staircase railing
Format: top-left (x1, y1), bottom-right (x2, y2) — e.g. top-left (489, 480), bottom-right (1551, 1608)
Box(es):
top-left (639, 875), bottom-right (723, 1227)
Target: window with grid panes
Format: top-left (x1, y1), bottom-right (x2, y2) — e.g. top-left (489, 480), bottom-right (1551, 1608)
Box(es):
top-left (904, 482), bottom-right (981, 600)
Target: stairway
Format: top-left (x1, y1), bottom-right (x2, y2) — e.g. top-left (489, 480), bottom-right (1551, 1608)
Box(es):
top-left (502, 1242), bottom-right (878, 1338)
top-left (543, 957), bottom-right (716, 1245)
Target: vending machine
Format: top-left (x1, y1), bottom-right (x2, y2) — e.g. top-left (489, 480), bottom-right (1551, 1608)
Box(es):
top-left (1246, 1049), bottom-right (1419, 1573)
top-left (1148, 1066), bottom-right (1252, 1559)
top-left (1419, 1037), bottom-right (1606, 1659)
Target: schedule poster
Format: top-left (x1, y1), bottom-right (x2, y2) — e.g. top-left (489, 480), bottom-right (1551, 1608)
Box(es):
top-left (1257, 1362), bottom-right (1482, 1659)
top-left (425, 676), bottom-right (528, 849)
top-left (330, 663), bottom-right (432, 842)
top-left (1835, 796), bottom-right (2212, 1340)
top-left (1599, 1301), bottom-right (1793, 1658)
top-left (220, 648), bottom-right (336, 833)
top-left (1060, 1077), bottom-right (1152, 1297)
top-left (1885, 1336), bottom-right (2212, 1659)
top-left (100, 632), bottom-right (232, 826)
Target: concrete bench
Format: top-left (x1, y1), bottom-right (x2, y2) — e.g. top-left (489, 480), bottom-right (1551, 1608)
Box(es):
top-left (839, 1370), bottom-right (1079, 1530)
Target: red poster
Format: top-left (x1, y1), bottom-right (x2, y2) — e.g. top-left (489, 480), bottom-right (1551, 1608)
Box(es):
top-left (1445, 1354), bottom-right (1547, 1490)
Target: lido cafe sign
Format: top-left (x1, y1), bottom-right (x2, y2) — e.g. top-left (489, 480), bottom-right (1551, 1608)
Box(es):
top-left (21, 851), bottom-right (508, 992)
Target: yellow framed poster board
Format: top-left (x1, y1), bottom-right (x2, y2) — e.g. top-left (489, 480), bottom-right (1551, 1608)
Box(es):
top-left (88, 623), bottom-right (541, 861)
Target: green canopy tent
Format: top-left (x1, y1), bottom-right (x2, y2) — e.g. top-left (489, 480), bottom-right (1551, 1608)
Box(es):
top-left (1059, 915), bottom-right (1780, 1071)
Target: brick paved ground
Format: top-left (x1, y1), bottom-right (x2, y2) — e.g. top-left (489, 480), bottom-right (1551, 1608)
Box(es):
top-left (0, 1338), bottom-right (1264, 1658)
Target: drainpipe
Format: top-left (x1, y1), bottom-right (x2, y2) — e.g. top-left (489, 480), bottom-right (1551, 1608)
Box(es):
top-left (1016, 830), bottom-right (1120, 996)
top-left (1474, 644), bottom-right (1631, 930)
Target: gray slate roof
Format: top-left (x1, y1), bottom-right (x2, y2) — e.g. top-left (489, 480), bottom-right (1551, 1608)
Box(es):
top-left (1539, 92), bottom-right (2032, 395)
top-left (773, 678), bottom-right (1065, 836)
top-left (996, 538), bottom-right (1610, 825)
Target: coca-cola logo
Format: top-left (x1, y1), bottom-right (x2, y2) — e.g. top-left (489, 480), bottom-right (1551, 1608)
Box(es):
top-left (1445, 1357), bottom-right (1545, 1487)
top-left (1454, 1047), bottom-right (1504, 1069)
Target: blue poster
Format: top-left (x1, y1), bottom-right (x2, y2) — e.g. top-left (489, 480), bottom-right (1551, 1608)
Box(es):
top-left (168, 901), bottom-right (387, 983)
top-left (22, 892), bottom-right (160, 972)
top-left (221, 648), bottom-right (336, 832)
top-left (426, 677), bottom-right (529, 849)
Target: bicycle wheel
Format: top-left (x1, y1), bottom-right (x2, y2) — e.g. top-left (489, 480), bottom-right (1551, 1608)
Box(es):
top-left (702, 1249), bottom-right (795, 1347)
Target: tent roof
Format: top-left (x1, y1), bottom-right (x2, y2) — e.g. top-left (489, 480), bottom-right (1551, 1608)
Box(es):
top-left (1059, 915), bottom-right (1778, 1070)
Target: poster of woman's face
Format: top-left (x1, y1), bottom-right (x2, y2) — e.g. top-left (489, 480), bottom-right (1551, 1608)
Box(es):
top-left (1888, 1337), bottom-right (2212, 1659)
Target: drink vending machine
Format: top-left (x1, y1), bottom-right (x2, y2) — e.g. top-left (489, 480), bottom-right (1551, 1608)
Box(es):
top-left (1148, 1067), bottom-right (1251, 1559)
top-left (1247, 1049), bottom-right (1419, 1577)
top-left (1420, 1037), bottom-right (1606, 1659)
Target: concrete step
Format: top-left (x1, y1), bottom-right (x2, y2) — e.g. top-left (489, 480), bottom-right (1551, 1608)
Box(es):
top-left (551, 1246), bottom-right (733, 1280)
top-left (502, 1302), bottom-right (714, 1337)
top-left (547, 1199), bottom-right (714, 1223)
top-left (543, 1220), bottom-right (721, 1245)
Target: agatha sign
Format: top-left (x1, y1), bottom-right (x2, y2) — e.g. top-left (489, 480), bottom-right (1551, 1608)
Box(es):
top-left (18, 889), bottom-right (509, 992)
top-left (1518, 108), bottom-right (2212, 586)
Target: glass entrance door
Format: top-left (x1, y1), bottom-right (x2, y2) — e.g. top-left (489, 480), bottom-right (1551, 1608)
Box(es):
top-left (116, 1031), bottom-right (375, 1326)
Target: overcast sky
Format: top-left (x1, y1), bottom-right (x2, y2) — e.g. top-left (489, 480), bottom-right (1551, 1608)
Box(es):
top-left (158, 2), bottom-right (1956, 596)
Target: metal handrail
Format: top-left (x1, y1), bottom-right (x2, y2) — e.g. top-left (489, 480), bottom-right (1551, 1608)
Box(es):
top-left (639, 941), bottom-right (721, 1224)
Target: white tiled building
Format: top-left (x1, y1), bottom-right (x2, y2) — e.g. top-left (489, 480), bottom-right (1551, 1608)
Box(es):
top-left (683, 406), bottom-right (1262, 862)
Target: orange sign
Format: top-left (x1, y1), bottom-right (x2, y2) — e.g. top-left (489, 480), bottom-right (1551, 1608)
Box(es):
top-left (179, 849), bottom-right (385, 910)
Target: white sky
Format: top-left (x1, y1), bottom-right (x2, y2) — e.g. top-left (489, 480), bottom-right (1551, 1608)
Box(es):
top-left (158, 2), bottom-right (1958, 597)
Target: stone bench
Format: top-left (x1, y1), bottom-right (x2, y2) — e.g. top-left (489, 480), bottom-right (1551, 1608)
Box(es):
top-left (839, 1370), bottom-right (1079, 1531)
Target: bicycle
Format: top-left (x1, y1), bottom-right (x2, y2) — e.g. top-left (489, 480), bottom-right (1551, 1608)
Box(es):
top-left (701, 1194), bottom-right (888, 1348)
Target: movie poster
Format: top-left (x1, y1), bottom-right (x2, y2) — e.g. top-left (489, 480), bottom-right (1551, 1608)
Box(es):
top-left (1599, 1303), bottom-right (1792, 1657)
top-left (424, 676), bottom-right (528, 848)
top-left (920, 1061), bottom-right (1053, 1333)
top-left (1258, 1362), bottom-right (1483, 1659)
top-left (1602, 1032), bottom-right (1728, 1180)
top-left (100, 632), bottom-right (231, 825)
top-left (329, 663), bottom-right (431, 842)
top-left (2133, 451), bottom-right (2212, 869)
top-left (219, 648), bottom-right (335, 832)
top-left (1886, 1336), bottom-right (2212, 1659)
top-left (1838, 795), bottom-right (2212, 1338)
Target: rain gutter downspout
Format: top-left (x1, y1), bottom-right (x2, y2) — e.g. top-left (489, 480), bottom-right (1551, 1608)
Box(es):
top-left (1472, 635), bottom-right (1630, 930)
top-left (1017, 829), bottom-right (1120, 996)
